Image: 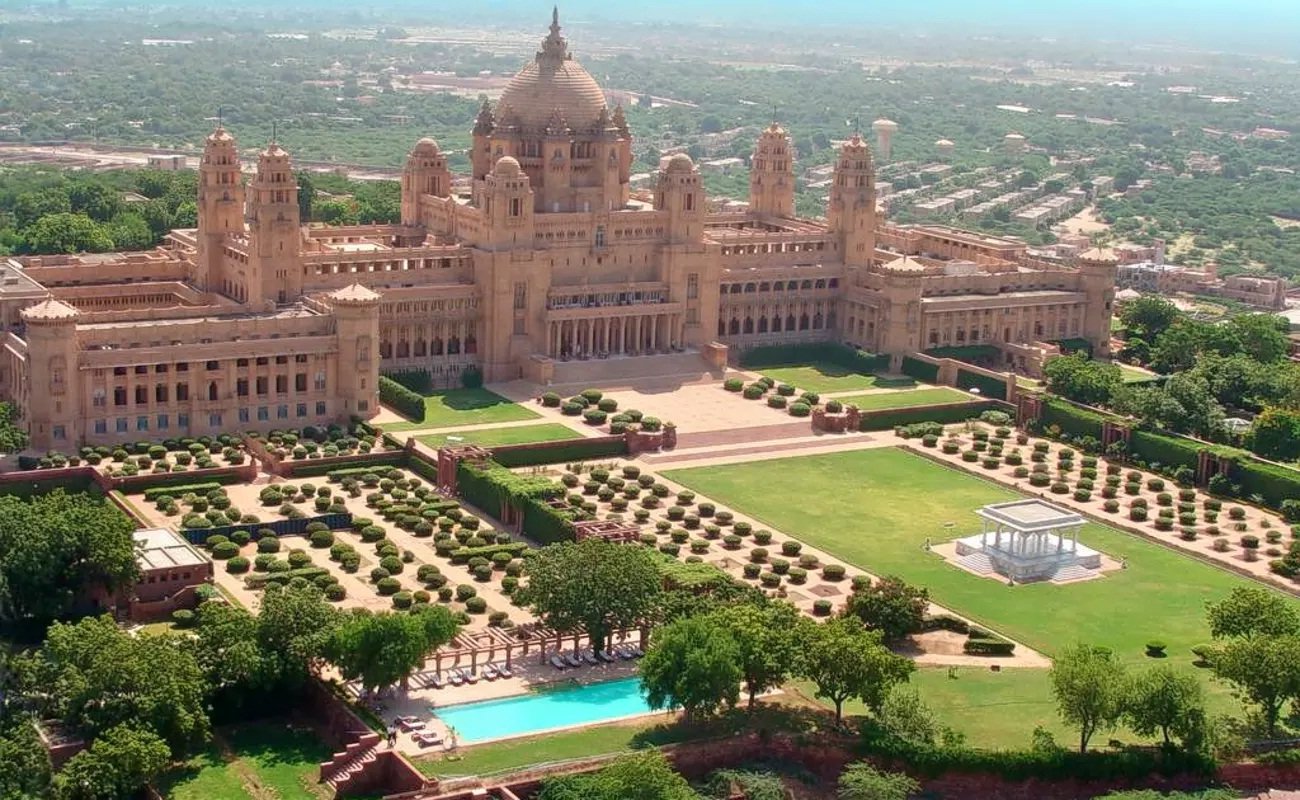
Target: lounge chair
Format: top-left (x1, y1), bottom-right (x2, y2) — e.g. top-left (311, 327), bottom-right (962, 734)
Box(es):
top-left (413, 731), bottom-right (443, 748)
top-left (483, 664), bottom-right (500, 680)
top-left (628, 645), bottom-right (645, 658)
top-left (598, 649), bottom-right (616, 663)
top-left (582, 650), bottom-right (600, 666)
top-left (449, 670), bottom-right (465, 686)
top-left (614, 645), bottom-right (635, 660)
top-left (550, 655), bottom-right (567, 671)
top-left (430, 673), bottom-right (446, 690)
top-left (464, 669), bottom-right (480, 685)
top-left (398, 717), bottom-right (426, 732)
top-left (564, 652), bottom-right (583, 668)
top-left (498, 664), bottom-right (514, 679)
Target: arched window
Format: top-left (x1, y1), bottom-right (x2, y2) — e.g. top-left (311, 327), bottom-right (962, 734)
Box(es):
top-left (465, 336), bottom-right (477, 355)
top-left (448, 336), bottom-right (461, 355)
top-left (379, 340), bottom-right (392, 359)
top-left (728, 318), bottom-right (740, 335)
top-left (396, 340), bottom-right (410, 358)
top-left (208, 382), bottom-right (218, 401)
top-left (786, 313), bottom-right (797, 331)
top-left (757, 316), bottom-right (769, 334)
top-left (431, 338), bottom-right (444, 355)
top-left (414, 339), bottom-right (427, 357)
top-left (799, 313), bottom-right (810, 330)
top-left (717, 319), bottom-right (726, 337)
top-left (743, 317), bottom-right (754, 334)
top-left (813, 313), bottom-right (824, 329)
top-left (771, 315), bottom-right (782, 333)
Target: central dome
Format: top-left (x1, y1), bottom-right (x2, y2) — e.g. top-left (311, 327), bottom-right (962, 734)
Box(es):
top-left (496, 9), bottom-right (607, 132)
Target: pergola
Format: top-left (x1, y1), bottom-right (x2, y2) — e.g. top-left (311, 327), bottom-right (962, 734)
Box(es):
top-left (573, 519), bottom-right (641, 544)
top-left (976, 499), bottom-right (1084, 559)
top-left (424, 622), bottom-right (647, 673)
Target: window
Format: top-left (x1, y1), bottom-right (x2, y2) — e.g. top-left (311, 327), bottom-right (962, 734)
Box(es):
top-left (256, 357), bottom-right (268, 366)
top-left (256, 376), bottom-right (268, 395)
top-left (236, 358), bottom-right (249, 367)
top-left (137, 416), bottom-right (148, 431)
top-left (687, 273), bottom-right (699, 300)
top-left (277, 405), bottom-right (288, 419)
top-left (113, 367), bottom-right (127, 377)
top-left (114, 387), bottom-right (127, 406)
top-left (176, 383), bottom-right (189, 402)
top-left (208, 413), bottom-right (222, 428)
top-left (157, 414), bottom-right (168, 430)
top-left (276, 375), bottom-right (287, 393)
top-left (156, 384), bottom-right (168, 403)
top-left (296, 403), bottom-right (307, 418)
top-left (93, 388), bottom-right (106, 408)
top-left (135, 386), bottom-right (148, 405)
top-left (134, 365), bottom-right (148, 375)
top-left (116, 418), bottom-right (128, 433)
top-left (509, 197), bottom-right (522, 217)
top-left (237, 378), bottom-right (249, 397)
top-left (206, 360), bottom-right (219, 371)
top-left (275, 356), bottom-right (288, 365)
top-left (314, 372), bottom-right (326, 391)
top-left (316, 401), bottom-right (327, 415)
top-left (686, 308), bottom-right (699, 324)
top-left (94, 420), bottom-right (107, 435)
top-left (177, 413), bottom-right (189, 429)
top-left (358, 400), bottom-right (369, 412)
top-left (238, 408), bottom-right (249, 423)
top-left (257, 406), bottom-right (269, 422)
top-left (595, 225), bottom-right (606, 247)
top-left (176, 362), bottom-right (188, 372)
top-left (295, 354), bottom-right (308, 364)
top-left (53, 425), bottom-right (65, 441)
top-left (155, 363), bottom-right (168, 373)
top-left (513, 282), bottom-right (526, 310)
top-left (295, 373), bottom-right (307, 392)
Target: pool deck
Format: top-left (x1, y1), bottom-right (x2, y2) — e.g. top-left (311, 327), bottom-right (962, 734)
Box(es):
top-left (356, 653), bottom-right (650, 755)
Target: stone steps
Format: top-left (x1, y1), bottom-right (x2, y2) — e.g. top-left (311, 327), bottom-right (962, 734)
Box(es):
top-left (957, 552), bottom-right (994, 575)
top-left (548, 350), bottom-right (717, 387)
top-left (1051, 564), bottom-right (1095, 583)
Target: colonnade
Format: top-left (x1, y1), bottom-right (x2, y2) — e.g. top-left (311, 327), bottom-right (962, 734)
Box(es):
top-left (547, 313), bottom-right (683, 359)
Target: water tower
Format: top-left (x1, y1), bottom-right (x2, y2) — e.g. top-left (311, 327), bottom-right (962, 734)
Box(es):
top-left (935, 138), bottom-right (955, 159)
top-left (871, 118), bottom-right (899, 163)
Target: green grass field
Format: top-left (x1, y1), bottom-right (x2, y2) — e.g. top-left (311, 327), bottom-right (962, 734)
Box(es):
top-left (752, 362), bottom-right (916, 394)
top-left (833, 386), bottom-right (970, 411)
top-left (156, 722), bottom-right (332, 800)
top-left (415, 423), bottom-right (582, 449)
top-left (383, 388), bottom-right (540, 432)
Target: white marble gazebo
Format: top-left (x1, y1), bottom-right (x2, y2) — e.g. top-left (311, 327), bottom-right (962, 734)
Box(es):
top-left (954, 499), bottom-right (1101, 582)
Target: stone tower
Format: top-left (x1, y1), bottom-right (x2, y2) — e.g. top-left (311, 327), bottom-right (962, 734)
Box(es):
top-left (21, 299), bottom-right (81, 450)
top-left (400, 137), bottom-right (451, 227)
top-left (195, 126), bottom-right (245, 295)
top-left (244, 140), bottom-right (302, 305)
top-left (748, 122), bottom-right (795, 218)
top-left (871, 118), bottom-right (898, 163)
top-left (480, 157), bottom-right (535, 251)
top-left (328, 283), bottom-right (382, 422)
top-left (656, 154), bottom-right (705, 245)
top-left (828, 133), bottom-right (877, 268)
top-left (1078, 248), bottom-right (1118, 359)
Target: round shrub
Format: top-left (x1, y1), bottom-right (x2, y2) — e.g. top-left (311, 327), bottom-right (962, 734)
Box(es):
top-left (392, 591), bottom-right (414, 610)
top-left (465, 597), bottom-right (488, 614)
top-left (749, 547), bottom-right (768, 563)
top-left (767, 394), bottom-right (787, 409)
top-left (1103, 499), bottom-right (1119, 513)
top-left (742, 563), bottom-right (761, 579)
top-left (325, 584), bottom-right (347, 602)
top-left (1241, 534), bottom-right (1260, 550)
top-left (211, 541), bottom-right (239, 560)
top-left (473, 564), bottom-right (493, 581)
top-left (788, 402), bottom-right (811, 418)
top-left (226, 556), bottom-right (250, 574)
top-left (743, 384), bottom-right (765, 400)
top-left (724, 377), bottom-right (744, 392)
top-left (561, 401), bottom-right (583, 416)
top-left (583, 409), bottom-right (608, 425)
top-left (812, 600), bottom-right (833, 617)
top-left (760, 572), bottom-right (781, 588)
top-left (822, 564), bottom-right (846, 581)
top-left (455, 584), bottom-right (477, 602)
top-left (171, 609), bottom-right (196, 628)
top-left (1145, 641), bottom-right (1167, 658)
top-left (376, 577), bottom-right (401, 595)
top-left (722, 534), bottom-right (742, 549)
top-left (309, 529), bottom-right (335, 548)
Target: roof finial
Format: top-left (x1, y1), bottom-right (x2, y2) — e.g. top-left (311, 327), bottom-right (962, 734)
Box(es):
top-left (551, 5), bottom-right (560, 35)
top-left (217, 106), bottom-right (224, 130)
top-left (271, 120), bottom-right (278, 144)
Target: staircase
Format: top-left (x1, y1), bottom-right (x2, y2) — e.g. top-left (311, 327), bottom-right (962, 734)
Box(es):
top-left (549, 350), bottom-right (718, 387)
top-left (320, 732), bottom-right (382, 795)
top-left (956, 552), bottom-right (994, 575)
top-left (1050, 563), bottom-right (1095, 583)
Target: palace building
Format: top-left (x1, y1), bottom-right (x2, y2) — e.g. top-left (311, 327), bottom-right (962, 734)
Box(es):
top-left (0, 10), bottom-right (1115, 450)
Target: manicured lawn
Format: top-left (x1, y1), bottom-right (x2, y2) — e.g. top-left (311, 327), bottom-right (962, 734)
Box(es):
top-left (752, 363), bottom-right (916, 394)
top-left (833, 386), bottom-right (970, 411)
top-left (157, 722), bottom-right (331, 800)
top-left (415, 423), bottom-right (582, 449)
top-left (1119, 364), bottom-right (1155, 382)
top-left (665, 447), bottom-right (1283, 668)
top-left (383, 388), bottom-right (539, 432)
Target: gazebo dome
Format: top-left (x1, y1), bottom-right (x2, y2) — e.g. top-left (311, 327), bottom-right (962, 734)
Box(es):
top-left (494, 156), bottom-right (523, 177)
top-left (665, 153), bottom-right (695, 174)
top-left (497, 10), bottom-right (607, 132)
top-left (413, 137), bottom-right (440, 153)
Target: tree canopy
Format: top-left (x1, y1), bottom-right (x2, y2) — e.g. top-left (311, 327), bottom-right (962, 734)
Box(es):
top-left (843, 576), bottom-right (929, 644)
top-left (798, 616), bottom-right (914, 724)
top-left (327, 605), bottom-right (460, 695)
top-left (537, 751), bottom-right (700, 800)
top-left (1049, 643), bottom-right (1127, 752)
top-left (640, 614), bottom-right (742, 719)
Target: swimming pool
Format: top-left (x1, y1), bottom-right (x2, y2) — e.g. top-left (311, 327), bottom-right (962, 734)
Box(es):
top-left (433, 677), bottom-right (657, 744)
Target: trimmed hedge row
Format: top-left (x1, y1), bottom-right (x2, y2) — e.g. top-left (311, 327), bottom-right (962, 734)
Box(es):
top-left (738, 342), bottom-right (888, 373)
top-left (143, 481), bottom-right (222, 502)
top-left (457, 459), bottom-right (576, 544)
top-left (955, 368), bottom-right (1008, 401)
top-left (858, 400), bottom-right (1004, 432)
top-left (451, 542), bottom-right (530, 563)
top-left (283, 451), bottom-right (405, 479)
top-left (379, 376), bottom-right (424, 421)
top-left (245, 565), bottom-right (331, 589)
top-left (901, 356), bottom-right (940, 383)
top-left (491, 437), bottom-right (628, 468)
top-left (1040, 397), bottom-right (1107, 441)
top-left (382, 368), bottom-right (434, 395)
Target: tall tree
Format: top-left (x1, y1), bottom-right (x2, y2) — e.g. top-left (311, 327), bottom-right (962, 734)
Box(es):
top-left (52, 724), bottom-right (170, 800)
top-left (0, 719), bottom-right (53, 799)
top-left (327, 607), bottom-right (459, 695)
top-left (1248, 408), bottom-right (1300, 462)
top-left (1124, 666), bottom-right (1205, 748)
top-left (1043, 352), bottom-right (1121, 407)
top-left (798, 616), bottom-right (914, 725)
top-left (1119, 296), bottom-right (1180, 341)
top-left (1227, 314), bottom-right (1290, 363)
top-left (1205, 586), bottom-right (1299, 640)
top-left (710, 601), bottom-right (801, 711)
top-left (1210, 634), bottom-right (1300, 734)
top-left (640, 615), bottom-right (741, 720)
top-left (1049, 643), bottom-right (1126, 753)
top-left (843, 576), bottom-right (928, 644)
top-left (256, 583), bottom-right (339, 688)
top-left (519, 540), bottom-right (661, 651)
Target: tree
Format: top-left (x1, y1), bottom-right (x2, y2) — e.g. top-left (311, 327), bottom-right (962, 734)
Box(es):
top-left (1049, 643), bottom-right (1126, 752)
top-left (12, 188), bottom-right (71, 228)
top-left (0, 490), bottom-right (138, 625)
top-left (21, 213), bottom-right (114, 254)
top-left (1149, 321), bottom-right (1208, 375)
top-left (1119, 296), bottom-right (1180, 341)
top-left (106, 213), bottom-right (152, 250)
top-left (1205, 586), bottom-right (1300, 640)
top-left (1210, 634), bottom-right (1300, 734)
top-left (1125, 666), bottom-right (1205, 748)
top-left (1227, 314), bottom-right (1289, 363)
top-left (1248, 407), bottom-right (1300, 462)
top-left (836, 761), bottom-right (919, 800)
top-left (640, 615), bottom-right (741, 719)
top-left (1043, 352), bottom-right (1121, 407)
top-left (519, 540), bottom-right (661, 652)
top-left (843, 576), bottom-right (928, 644)
top-left (537, 751), bottom-right (699, 800)
top-left (710, 601), bottom-right (801, 711)
top-left (876, 686), bottom-right (941, 746)
top-left (53, 724), bottom-right (170, 800)
top-left (0, 402), bottom-right (28, 454)
top-left (68, 183), bottom-right (122, 223)
top-left (36, 616), bottom-right (209, 757)
top-left (327, 607), bottom-right (458, 695)
top-left (256, 583), bottom-right (339, 689)
top-left (798, 616), bottom-right (914, 724)
top-left (0, 720), bottom-right (52, 799)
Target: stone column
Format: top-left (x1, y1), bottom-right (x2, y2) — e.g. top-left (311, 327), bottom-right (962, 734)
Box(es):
top-left (633, 316), bottom-right (642, 355)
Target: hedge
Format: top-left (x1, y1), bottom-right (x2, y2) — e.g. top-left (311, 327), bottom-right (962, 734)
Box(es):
top-left (457, 459), bottom-right (576, 544)
top-left (451, 542), bottom-right (530, 564)
top-left (858, 400), bottom-right (1004, 432)
top-left (1129, 429), bottom-right (1201, 472)
top-left (955, 368), bottom-right (1008, 401)
top-left (1039, 397), bottom-right (1107, 441)
top-left (381, 368), bottom-right (434, 395)
top-left (144, 481), bottom-right (222, 502)
top-left (285, 452), bottom-right (405, 479)
top-left (244, 565), bottom-right (331, 589)
top-left (491, 438), bottom-right (628, 468)
top-left (901, 355), bottom-right (940, 383)
top-left (379, 375), bottom-right (425, 421)
top-left (1236, 459), bottom-right (1300, 510)
top-left (737, 342), bottom-right (888, 373)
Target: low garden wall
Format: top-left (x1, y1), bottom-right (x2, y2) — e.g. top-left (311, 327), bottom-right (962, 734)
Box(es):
top-left (490, 435), bottom-right (629, 468)
top-left (176, 512), bottom-right (354, 546)
top-left (903, 351), bottom-right (1015, 402)
top-left (858, 400), bottom-right (1009, 432)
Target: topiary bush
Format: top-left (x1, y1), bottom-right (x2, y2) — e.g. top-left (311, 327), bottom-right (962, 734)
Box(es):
top-left (822, 564), bottom-right (846, 581)
top-left (226, 556), bottom-right (250, 574)
top-left (211, 541), bottom-right (239, 560)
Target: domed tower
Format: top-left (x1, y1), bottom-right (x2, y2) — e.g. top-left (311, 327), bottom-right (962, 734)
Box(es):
top-left (195, 125), bottom-right (245, 294)
top-left (748, 122), bottom-right (795, 219)
top-left (480, 156), bottom-right (535, 251)
top-left (328, 283), bottom-right (382, 422)
top-left (21, 299), bottom-right (80, 450)
top-left (1078, 248), bottom-right (1118, 359)
top-left (476, 9), bottom-right (631, 214)
top-left (828, 133), bottom-right (877, 268)
top-left (245, 140), bottom-right (302, 305)
top-left (655, 154), bottom-right (704, 245)
top-left (400, 137), bottom-right (451, 227)
top-left (871, 118), bottom-right (898, 163)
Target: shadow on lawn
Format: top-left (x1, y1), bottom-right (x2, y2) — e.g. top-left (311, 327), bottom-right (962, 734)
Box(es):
top-left (221, 720), bottom-right (331, 768)
top-left (432, 388), bottom-right (515, 412)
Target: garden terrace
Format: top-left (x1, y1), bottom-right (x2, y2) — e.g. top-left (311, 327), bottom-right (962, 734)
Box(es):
top-left (378, 387), bottom-right (540, 433)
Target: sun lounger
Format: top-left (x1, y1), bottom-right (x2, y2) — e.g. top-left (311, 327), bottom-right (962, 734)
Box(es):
top-left (598, 649), bottom-right (616, 663)
top-left (564, 652), bottom-right (583, 668)
top-left (628, 645), bottom-right (645, 658)
top-left (398, 717), bottom-right (426, 732)
top-left (483, 664), bottom-right (500, 680)
top-left (413, 731), bottom-right (443, 748)
top-left (449, 670), bottom-right (465, 686)
top-left (550, 655), bottom-right (567, 670)
top-left (498, 664), bottom-right (514, 678)
top-left (464, 669), bottom-right (480, 684)
top-left (430, 673), bottom-right (445, 690)
top-left (615, 645), bottom-right (635, 660)
top-left (582, 650), bottom-right (599, 666)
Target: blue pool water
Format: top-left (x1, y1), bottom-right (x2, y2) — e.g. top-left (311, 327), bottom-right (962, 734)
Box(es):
top-left (434, 677), bottom-right (656, 743)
